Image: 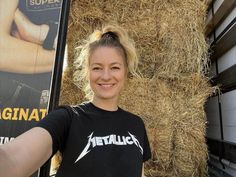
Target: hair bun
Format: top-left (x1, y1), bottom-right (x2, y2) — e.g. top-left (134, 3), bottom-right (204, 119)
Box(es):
top-left (101, 31), bottom-right (118, 40)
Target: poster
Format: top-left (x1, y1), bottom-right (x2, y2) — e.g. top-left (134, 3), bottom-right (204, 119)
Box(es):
top-left (0, 0), bottom-right (67, 176)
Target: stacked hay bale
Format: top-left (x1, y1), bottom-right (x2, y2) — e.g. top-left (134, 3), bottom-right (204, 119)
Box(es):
top-left (59, 0), bottom-right (214, 176)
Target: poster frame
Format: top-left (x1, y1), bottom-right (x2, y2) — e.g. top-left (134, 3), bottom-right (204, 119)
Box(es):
top-left (39, 0), bottom-right (71, 176)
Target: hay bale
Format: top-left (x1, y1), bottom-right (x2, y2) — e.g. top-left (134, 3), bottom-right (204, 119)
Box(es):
top-left (66, 0), bottom-right (210, 78)
top-left (119, 78), bottom-right (175, 176)
top-left (119, 75), bottom-right (213, 177)
top-left (59, 68), bottom-right (84, 105)
top-left (59, 0), bottom-right (215, 176)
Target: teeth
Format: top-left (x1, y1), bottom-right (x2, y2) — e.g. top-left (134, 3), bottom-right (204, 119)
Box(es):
top-left (99, 84), bottom-right (113, 88)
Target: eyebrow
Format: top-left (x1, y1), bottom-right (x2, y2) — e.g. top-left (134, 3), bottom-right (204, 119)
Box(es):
top-left (90, 62), bottom-right (123, 66)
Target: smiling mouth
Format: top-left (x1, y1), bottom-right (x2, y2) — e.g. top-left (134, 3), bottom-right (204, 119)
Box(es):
top-left (98, 84), bottom-right (115, 88)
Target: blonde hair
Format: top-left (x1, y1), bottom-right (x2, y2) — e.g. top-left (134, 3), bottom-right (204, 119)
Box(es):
top-left (73, 24), bottom-right (140, 100)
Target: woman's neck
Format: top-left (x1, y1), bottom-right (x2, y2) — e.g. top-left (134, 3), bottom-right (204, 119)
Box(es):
top-left (91, 97), bottom-right (118, 111)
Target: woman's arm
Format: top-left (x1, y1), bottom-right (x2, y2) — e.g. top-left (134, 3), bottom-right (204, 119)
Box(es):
top-left (0, 127), bottom-right (53, 177)
top-left (0, 0), bottom-right (55, 74)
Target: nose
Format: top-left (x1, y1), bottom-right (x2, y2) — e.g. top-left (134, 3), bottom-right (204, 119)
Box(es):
top-left (101, 68), bottom-right (112, 81)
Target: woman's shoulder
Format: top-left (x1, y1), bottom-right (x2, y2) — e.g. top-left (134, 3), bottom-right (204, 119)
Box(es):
top-left (52, 104), bottom-right (86, 120)
top-left (55, 105), bottom-right (76, 116)
top-left (119, 107), bottom-right (144, 124)
top-left (56, 102), bottom-right (92, 117)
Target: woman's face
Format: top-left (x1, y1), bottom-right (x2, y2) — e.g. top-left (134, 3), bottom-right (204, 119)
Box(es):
top-left (88, 46), bottom-right (126, 103)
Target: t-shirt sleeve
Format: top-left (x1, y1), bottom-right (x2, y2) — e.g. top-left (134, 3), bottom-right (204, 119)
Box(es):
top-left (36, 106), bottom-right (72, 155)
top-left (142, 122), bottom-right (152, 162)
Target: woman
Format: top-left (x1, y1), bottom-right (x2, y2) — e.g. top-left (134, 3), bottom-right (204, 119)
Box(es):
top-left (0, 25), bottom-right (151, 177)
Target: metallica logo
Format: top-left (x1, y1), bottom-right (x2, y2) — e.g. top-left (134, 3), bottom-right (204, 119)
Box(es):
top-left (74, 132), bottom-right (143, 163)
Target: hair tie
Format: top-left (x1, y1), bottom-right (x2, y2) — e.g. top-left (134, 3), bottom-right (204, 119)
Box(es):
top-left (90, 30), bottom-right (102, 41)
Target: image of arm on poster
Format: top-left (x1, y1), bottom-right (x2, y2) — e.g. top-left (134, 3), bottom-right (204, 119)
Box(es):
top-left (0, 0), bottom-right (57, 74)
top-left (13, 8), bottom-right (58, 48)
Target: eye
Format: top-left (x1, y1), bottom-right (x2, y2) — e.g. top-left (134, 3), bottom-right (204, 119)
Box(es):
top-left (92, 67), bottom-right (102, 71)
top-left (111, 66), bottom-right (120, 70)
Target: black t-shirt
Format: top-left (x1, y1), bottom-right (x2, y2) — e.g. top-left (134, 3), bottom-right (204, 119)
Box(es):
top-left (37, 102), bottom-right (151, 177)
